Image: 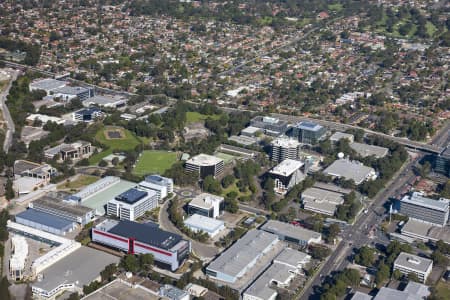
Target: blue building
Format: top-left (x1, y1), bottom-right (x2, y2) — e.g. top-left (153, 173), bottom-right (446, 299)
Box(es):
top-left (434, 144), bottom-right (450, 177)
top-left (290, 121), bottom-right (327, 145)
top-left (15, 209), bottom-right (75, 236)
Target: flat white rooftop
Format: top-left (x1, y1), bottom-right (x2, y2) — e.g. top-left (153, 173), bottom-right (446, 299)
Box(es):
top-left (184, 214), bottom-right (224, 233)
top-left (186, 154), bottom-right (223, 166)
top-left (189, 193), bottom-right (223, 210)
top-left (271, 137), bottom-right (301, 148)
top-left (394, 252), bottom-right (432, 273)
top-left (269, 159), bottom-right (303, 176)
top-left (324, 159), bottom-right (375, 184)
top-left (401, 192), bottom-right (449, 212)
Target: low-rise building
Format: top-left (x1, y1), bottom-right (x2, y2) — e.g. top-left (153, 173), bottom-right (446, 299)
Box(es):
top-left (185, 154), bottom-right (224, 179)
top-left (138, 174), bottom-right (173, 202)
top-left (184, 214), bottom-right (225, 237)
top-left (393, 252), bottom-right (433, 283)
top-left (301, 187), bottom-right (345, 216)
top-left (29, 78), bottom-right (67, 95)
top-left (187, 193), bottom-right (224, 218)
top-left (350, 142), bottom-right (389, 158)
top-left (82, 94), bottom-right (127, 108)
top-left (329, 132), bottom-right (354, 144)
top-left (107, 188), bottom-right (158, 221)
top-left (291, 121), bottom-right (326, 145)
top-left (44, 141), bottom-right (92, 161)
top-left (250, 116), bottom-right (288, 136)
top-left (52, 86), bottom-right (93, 101)
top-left (260, 220), bottom-right (321, 246)
top-left (268, 159), bottom-right (306, 195)
top-left (160, 284), bottom-right (190, 300)
top-left (15, 209), bottom-right (75, 236)
top-left (73, 107), bottom-right (103, 122)
top-left (323, 159), bottom-right (376, 185)
top-left (14, 160), bottom-right (57, 184)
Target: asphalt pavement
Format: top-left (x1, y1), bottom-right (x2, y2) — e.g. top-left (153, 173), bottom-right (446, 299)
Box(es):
top-left (0, 68), bottom-right (18, 153)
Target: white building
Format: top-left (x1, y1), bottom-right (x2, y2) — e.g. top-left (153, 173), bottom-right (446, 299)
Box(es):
top-left (268, 159), bottom-right (306, 195)
top-left (270, 137), bottom-right (301, 163)
top-left (187, 193), bottom-right (224, 218)
top-left (393, 252), bottom-right (433, 283)
top-left (185, 154), bottom-right (224, 179)
top-left (10, 235), bottom-right (28, 281)
top-left (138, 175), bottom-right (174, 202)
top-left (301, 187), bottom-right (345, 216)
top-left (29, 78), bottom-right (67, 95)
top-left (107, 188), bottom-right (158, 221)
top-left (323, 159), bottom-right (377, 185)
top-left (184, 214), bottom-right (225, 237)
top-left (329, 132), bottom-right (354, 144)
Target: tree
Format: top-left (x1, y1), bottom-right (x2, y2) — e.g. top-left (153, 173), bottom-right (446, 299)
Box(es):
top-left (120, 254), bottom-right (138, 273)
top-left (375, 262), bottom-right (390, 286)
top-left (222, 175), bottom-right (235, 188)
top-left (100, 264), bottom-right (117, 282)
top-left (326, 224), bottom-right (341, 243)
top-left (98, 159), bottom-right (108, 167)
top-left (355, 246), bottom-right (375, 267)
top-left (407, 272), bottom-right (419, 282)
top-left (139, 253), bottom-right (154, 271)
top-left (5, 178), bottom-right (15, 200)
top-left (0, 277), bottom-right (11, 300)
top-left (431, 251), bottom-right (449, 267)
top-left (309, 244), bottom-right (331, 260)
top-left (392, 269), bottom-right (402, 280)
top-left (203, 175), bottom-right (222, 195)
top-left (67, 293), bottom-right (80, 300)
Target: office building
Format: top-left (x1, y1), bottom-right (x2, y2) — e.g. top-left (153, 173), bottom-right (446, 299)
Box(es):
top-left (185, 154), bottom-right (224, 179)
top-left (393, 252), bottom-right (433, 283)
top-left (92, 219), bottom-right (190, 271)
top-left (250, 116), bottom-right (288, 136)
top-left (184, 214), bottom-right (225, 237)
top-left (434, 144), bottom-right (450, 177)
top-left (206, 230), bottom-right (280, 285)
top-left (350, 142), bottom-right (389, 158)
top-left (268, 159), bottom-right (306, 195)
top-left (323, 159), bottom-right (377, 185)
top-left (261, 220), bottom-right (322, 246)
top-left (187, 193), bottom-right (224, 218)
top-left (270, 137), bottom-right (301, 162)
top-left (15, 209), bottom-right (75, 236)
top-left (52, 86), bottom-right (93, 101)
top-left (138, 175), bottom-right (174, 202)
top-left (107, 188), bottom-right (158, 221)
top-left (44, 141), bottom-right (92, 161)
top-left (301, 187), bottom-right (345, 216)
top-left (10, 235), bottom-right (28, 281)
top-left (29, 78), bottom-right (67, 95)
top-left (29, 195), bottom-right (94, 225)
top-left (329, 132), bottom-right (354, 144)
top-left (291, 121), bottom-right (326, 144)
top-left (399, 192), bottom-right (449, 227)
top-left (82, 94), bottom-right (126, 108)
top-left (73, 107), bottom-right (103, 122)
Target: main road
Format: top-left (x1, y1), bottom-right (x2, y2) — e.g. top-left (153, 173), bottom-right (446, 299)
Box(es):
top-left (299, 155), bottom-right (420, 300)
top-left (0, 68), bottom-right (19, 153)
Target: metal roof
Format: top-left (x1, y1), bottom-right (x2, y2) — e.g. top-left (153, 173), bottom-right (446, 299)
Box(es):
top-left (323, 159), bottom-right (375, 184)
top-left (373, 287), bottom-right (422, 300)
top-left (108, 220), bottom-right (183, 250)
top-left (184, 214), bottom-right (224, 233)
top-left (394, 252), bottom-right (433, 273)
top-left (16, 209), bottom-right (74, 230)
top-left (350, 142), bottom-right (389, 158)
top-left (295, 121), bottom-right (323, 132)
top-left (401, 192), bottom-right (449, 212)
top-left (115, 188), bottom-right (148, 204)
top-left (261, 220), bottom-right (321, 243)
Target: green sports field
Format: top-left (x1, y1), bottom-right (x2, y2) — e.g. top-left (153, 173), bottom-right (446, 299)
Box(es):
top-left (186, 111), bottom-right (221, 123)
top-left (133, 150), bottom-right (178, 176)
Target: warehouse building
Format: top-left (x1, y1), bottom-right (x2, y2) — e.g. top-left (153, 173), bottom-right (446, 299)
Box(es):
top-left (261, 220), bottom-right (322, 246)
top-left (206, 230), bottom-right (281, 285)
top-left (92, 220), bottom-right (190, 271)
top-left (349, 142), bottom-right (389, 158)
top-left (44, 141), bottom-right (92, 161)
top-left (270, 138), bottom-right (301, 163)
top-left (187, 193), bottom-right (224, 218)
top-left (52, 86), bottom-right (93, 102)
top-left (29, 78), bottom-right (67, 95)
top-left (323, 159), bottom-right (377, 185)
top-left (301, 187), bottom-right (346, 216)
top-left (29, 195), bottom-right (94, 225)
top-left (82, 94), bottom-right (126, 108)
top-left (15, 209), bottom-right (75, 236)
top-left (268, 159), bottom-right (306, 195)
top-left (14, 160), bottom-right (57, 183)
top-left (393, 252), bottom-right (433, 283)
top-left (184, 214), bottom-right (225, 237)
top-left (291, 121), bottom-right (326, 145)
top-left (185, 154), bottom-right (224, 179)
top-left (107, 188), bottom-right (158, 221)
top-left (399, 192), bottom-right (449, 227)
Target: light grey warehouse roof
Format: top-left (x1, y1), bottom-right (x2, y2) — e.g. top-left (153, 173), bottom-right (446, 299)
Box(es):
top-left (207, 230), bottom-right (279, 279)
top-left (394, 252), bottom-right (433, 273)
top-left (302, 187), bottom-right (345, 205)
top-left (244, 263), bottom-right (292, 300)
top-left (350, 142), bottom-right (389, 158)
top-left (351, 291), bottom-right (372, 300)
top-left (33, 246), bottom-right (119, 292)
top-left (273, 248), bottom-right (310, 268)
top-left (323, 159), bottom-right (375, 184)
top-left (261, 220), bottom-right (321, 243)
top-left (373, 287), bottom-right (422, 300)
top-left (401, 192), bottom-right (449, 212)
top-left (30, 78), bottom-right (66, 91)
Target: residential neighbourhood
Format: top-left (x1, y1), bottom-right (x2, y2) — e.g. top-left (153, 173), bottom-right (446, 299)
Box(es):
top-left (0, 1), bottom-right (449, 300)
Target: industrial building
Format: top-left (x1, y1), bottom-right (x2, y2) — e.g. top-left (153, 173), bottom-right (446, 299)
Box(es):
top-left (187, 193), bottom-right (224, 218)
top-left (29, 78), bottom-right (67, 95)
top-left (393, 252), bottom-right (433, 283)
top-left (434, 144), bottom-right (450, 177)
top-left (15, 209), bottom-right (75, 236)
top-left (26, 114), bottom-right (69, 126)
top-left (184, 214), bottom-right (225, 237)
top-left (261, 220), bottom-right (322, 246)
top-left (138, 174), bottom-right (174, 202)
top-left (323, 159), bottom-right (377, 185)
top-left (10, 235), bottom-right (28, 281)
top-left (31, 246), bottom-right (119, 300)
top-left (206, 230), bottom-right (281, 285)
top-left (349, 142), bottom-right (389, 158)
top-left (107, 188), bottom-right (158, 221)
top-left (14, 160), bottom-right (57, 183)
top-left (301, 187), bottom-right (346, 216)
top-left (185, 154), bottom-right (224, 179)
top-left (73, 107), bottom-right (103, 122)
top-left (29, 195), bottom-right (95, 225)
top-left (92, 219), bottom-right (190, 271)
top-left (82, 94), bottom-right (127, 108)
top-left (268, 159), bottom-right (306, 195)
top-left (249, 116), bottom-right (288, 136)
top-left (218, 144), bottom-right (258, 158)
top-left (399, 192), bottom-right (449, 227)
top-left (52, 86), bottom-right (93, 101)
top-left (44, 141), bottom-right (92, 161)
top-left (291, 121), bottom-right (326, 145)
top-left (270, 137), bottom-right (301, 163)
top-left (329, 132), bottom-right (354, 144)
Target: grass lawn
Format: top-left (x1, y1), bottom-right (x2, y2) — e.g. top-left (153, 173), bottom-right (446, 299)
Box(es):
top-left (214, 152), bottom-right (235, 164)
top-left (57, 175), bottom-right (98, 190)
top-left (133, 150), bottom-right (178, 176)
top-left (186, 111), bottom-right (221, 123)
top-left (426, 21), bottom-right (437, 37)
top-left (328, 3), bottom-right (343, 12)
top-left (434, 281), bottom-right (450, 299)
top-left (222, 179), bottom-right (252, 200)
